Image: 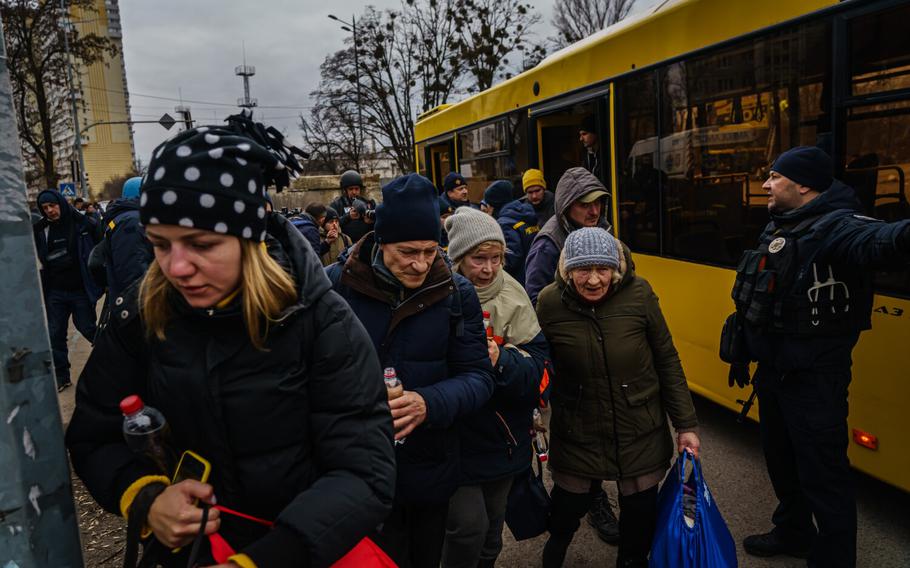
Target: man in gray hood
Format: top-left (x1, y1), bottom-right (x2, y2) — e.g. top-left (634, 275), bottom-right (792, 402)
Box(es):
top-left (524, 167), bottom-right (612, 304)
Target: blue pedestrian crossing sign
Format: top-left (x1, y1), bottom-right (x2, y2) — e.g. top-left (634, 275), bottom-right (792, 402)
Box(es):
top-left (59, 182), bottom-right (76, 197)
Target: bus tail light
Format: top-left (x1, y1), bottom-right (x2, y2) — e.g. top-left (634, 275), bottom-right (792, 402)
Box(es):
top-left (852, 429), bottom-right (878, 450)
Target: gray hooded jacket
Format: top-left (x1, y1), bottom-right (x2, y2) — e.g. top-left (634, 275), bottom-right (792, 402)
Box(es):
top-left (524, 167), bottom-right (611, 303)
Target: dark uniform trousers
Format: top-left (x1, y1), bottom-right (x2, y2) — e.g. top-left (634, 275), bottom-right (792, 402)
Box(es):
top-left (755, 366), bottom-right (856, 568)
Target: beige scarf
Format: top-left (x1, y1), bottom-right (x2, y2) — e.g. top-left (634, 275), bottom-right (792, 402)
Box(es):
top-left (474, 269), bottom-right (541, 347)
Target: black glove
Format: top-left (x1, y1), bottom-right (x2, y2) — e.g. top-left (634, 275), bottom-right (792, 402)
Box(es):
top-left (728, 362), bottom-right (751, 388)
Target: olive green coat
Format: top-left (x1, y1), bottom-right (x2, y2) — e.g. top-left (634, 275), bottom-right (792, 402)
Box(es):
top-left (535, 245), bottom-right (697, 481)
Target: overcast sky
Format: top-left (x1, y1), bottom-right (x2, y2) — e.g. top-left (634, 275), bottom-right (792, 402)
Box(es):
top-left (118, 0), bottom-right (658, 166)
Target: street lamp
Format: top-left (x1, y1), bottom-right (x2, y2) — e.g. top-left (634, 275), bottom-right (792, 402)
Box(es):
top-left (328, 14), bottom-right (364, 170)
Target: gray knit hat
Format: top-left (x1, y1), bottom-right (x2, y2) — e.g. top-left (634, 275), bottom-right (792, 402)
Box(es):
top-left (444, 206), bottom-right (505, 262)
top-left (564, 227), bottom-right (619, 271)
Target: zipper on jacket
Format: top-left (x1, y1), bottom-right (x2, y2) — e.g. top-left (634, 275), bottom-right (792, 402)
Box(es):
top-left (495, 411), bottom-right (518, 458)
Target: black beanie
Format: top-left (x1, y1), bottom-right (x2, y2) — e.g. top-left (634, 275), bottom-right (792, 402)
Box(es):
top-left (140, 110), bottom-right (305, 242)
top-left (771, 146), bottom-right (833, 192)
top-left (580, 115), bottom-right (596, 134)
top-left (375, 174), bottom-right (441, 244)
top-left (443, 172), bottom-right (467, 195)
top-left (324, 206), bottom-right (340, 223)
top-left (483, 180), bottom-right (514, 214)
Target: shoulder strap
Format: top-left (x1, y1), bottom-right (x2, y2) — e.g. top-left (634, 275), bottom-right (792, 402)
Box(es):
top-left (449, 280), bottom-right (464, 338)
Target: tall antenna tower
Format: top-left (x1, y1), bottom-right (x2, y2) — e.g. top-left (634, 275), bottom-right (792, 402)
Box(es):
top-left (235, 43), bottom-right (257, 109)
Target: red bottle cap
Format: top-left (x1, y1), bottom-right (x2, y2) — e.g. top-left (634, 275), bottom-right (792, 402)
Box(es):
top-left (120, 395), bottom-right (144, 415)
top-left (482, 311), bottom-right (490, 318)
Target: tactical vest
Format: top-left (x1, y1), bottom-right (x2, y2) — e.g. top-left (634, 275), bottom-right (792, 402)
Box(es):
top-left (732, 211), bottom-right (870, 336)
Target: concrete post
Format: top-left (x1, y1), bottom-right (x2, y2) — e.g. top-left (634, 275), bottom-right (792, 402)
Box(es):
top-left (0, 20), bottom-right (85, 568)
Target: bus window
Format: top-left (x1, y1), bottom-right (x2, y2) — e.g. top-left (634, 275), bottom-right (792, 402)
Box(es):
top-left (509, 111), bottom-right (531, 187)
top-left (537, 101), bottom-right (608, 192)
top-left (616, 71), bottom-right (661, 254)
top-left (845, 101), bottom-right (910, 298)
top-left (428, 141), bottom-right (454, 192)
top-left (849, 3), bottom-right (910, 97)
top-left (458, 120), bottom-right (517, 202)
top-left (655, 21), bottom-right (831, 266)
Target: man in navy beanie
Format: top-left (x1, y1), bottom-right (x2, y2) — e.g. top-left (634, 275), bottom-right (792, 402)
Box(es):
top-left (441, 171), bottom-right (475, 210)
top-left (727, 145), bottom-right (910, 568)
top-left (326, 173), bottom-right (494, 568)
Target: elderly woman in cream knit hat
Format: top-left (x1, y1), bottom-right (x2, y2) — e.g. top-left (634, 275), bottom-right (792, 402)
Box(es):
top-left (440, 207), bottom-right (551, 568)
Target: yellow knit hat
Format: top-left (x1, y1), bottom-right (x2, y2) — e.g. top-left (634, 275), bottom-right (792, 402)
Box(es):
top-left (522, 169), bottom-right (546, 192)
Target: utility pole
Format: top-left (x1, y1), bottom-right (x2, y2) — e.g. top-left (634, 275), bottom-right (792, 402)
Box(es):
top-left (0, 19), bottom-right (85, 568)
top-left (175, 105), bottom-right (193, 130)
top-left (59, 0), bottom-right (88, 198)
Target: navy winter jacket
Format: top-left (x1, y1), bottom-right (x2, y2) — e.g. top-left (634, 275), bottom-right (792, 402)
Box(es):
top-left (100, 198), bottom-right (154, 306)
top-left (289, 213), bottom-right (329, 256)
top-left (496, 201), bottom-right (540, 286)
top-left (327, 234), bottom-right (495, 504)
top-left (458, 331), bottom-right (549, 484)
top-left (33, 189), bottom-right (103, 302)
top-left (742, 180), bottom-right (910, 373)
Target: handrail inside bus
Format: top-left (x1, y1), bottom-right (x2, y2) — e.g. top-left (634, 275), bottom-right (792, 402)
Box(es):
top-left (846, 165), bottom-right (907, 204)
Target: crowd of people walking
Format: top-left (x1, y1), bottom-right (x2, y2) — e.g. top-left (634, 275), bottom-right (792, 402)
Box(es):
top-left (32, 112), bottom-right (910, 568)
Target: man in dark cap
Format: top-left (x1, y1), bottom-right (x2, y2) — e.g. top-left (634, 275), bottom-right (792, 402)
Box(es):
top-left (320, 206), bottom-right (352, 267)
top-left (525, 167), bottom-right (611, 304)
top-left (327, 173), bottom-right (494, 568)
top-left (441, 172), bottom-right (475, 210)
top-left (33, 190), bottom-right (103, 391)
top-left (579, 116), bottom-right (601, 179)
top-left (727, 146), bottom-right (910, 568)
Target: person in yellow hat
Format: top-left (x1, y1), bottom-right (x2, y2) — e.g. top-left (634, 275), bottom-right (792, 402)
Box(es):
top-left (519, 168), bottom-right (555, 226)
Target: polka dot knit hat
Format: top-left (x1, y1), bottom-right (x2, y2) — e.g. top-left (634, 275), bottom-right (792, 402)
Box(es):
top-left (140, 110), bottom-right (306, 242)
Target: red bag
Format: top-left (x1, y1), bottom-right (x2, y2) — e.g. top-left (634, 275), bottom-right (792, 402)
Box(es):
top-left (331, 538), bottom-right (397, 568)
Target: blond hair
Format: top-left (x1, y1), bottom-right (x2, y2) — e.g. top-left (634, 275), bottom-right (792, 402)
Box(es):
top-left (453, 240), bottom-right (505, 274)
top-left (140, 239), bottom-right (298, 350)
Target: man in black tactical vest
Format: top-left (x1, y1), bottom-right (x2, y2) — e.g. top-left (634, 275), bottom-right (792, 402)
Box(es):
top-left (726, 146), bottom-right (910, 568)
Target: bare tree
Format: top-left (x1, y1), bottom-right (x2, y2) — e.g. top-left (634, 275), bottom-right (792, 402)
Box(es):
top-left (451, 0), bottom-right (544, 91)
top-left (552, 0), bottom-right (637, 48)
top-left (404, 0), bottom-right (464, 113)
top-left (1, 0), bottom-right (117, 190)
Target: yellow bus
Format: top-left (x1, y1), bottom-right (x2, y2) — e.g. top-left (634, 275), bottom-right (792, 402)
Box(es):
top-left (414, 0), bottom-right (910, 492)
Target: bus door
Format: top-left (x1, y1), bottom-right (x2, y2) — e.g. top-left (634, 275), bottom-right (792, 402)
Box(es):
top-left (530, 90), bottom-right (611, 221)
top-left (425, 138), bottom-right (456, 193)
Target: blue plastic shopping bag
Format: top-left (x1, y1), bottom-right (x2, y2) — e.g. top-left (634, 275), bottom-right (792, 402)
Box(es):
top-left (650, 452), bottom-right (737, 568)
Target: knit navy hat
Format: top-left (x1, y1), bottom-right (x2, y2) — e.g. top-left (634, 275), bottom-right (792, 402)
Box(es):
top-left (375, 174), bottom-right (441, 244)
top-left (324, 206), bottom-right (340, 223)
top-left (771, 146), bottom-right (833, 192)
top-left (439, 197), bottom-right (455, 216)
top-left (140, 110), bottom-right (306, 242)
top-left (482, 180), bottom-right (514, 214)
top-left (443, 172), bottom-right (467, 195)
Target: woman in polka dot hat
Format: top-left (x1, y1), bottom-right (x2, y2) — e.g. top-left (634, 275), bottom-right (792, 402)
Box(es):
top-left (66, 111), bottom-right (395, 568)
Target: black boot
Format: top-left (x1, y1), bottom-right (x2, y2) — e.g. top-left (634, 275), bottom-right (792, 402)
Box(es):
top-left (542, 485), bottom-right (593, 568)
top-left (743, 530), bottom-right (812, 558)
top-left (587, 485), bottom-right (620, 544)
top-left (616, 486), bottom-right (658, 568)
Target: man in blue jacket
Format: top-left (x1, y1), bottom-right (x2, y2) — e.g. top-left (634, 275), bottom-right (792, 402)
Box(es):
top-left (729, 146), bottom-right (910, 568)
top-left (98, 177), bottom-right (154, 309)
top-left (327, 173), bottom-right (495, 568)
top-left (33, 190), bottom-right (102, 391)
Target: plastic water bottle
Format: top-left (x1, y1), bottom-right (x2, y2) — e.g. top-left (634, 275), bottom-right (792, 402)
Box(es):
top-left (483, 310), bottom-right (495, 340)
top-left (120, 395), bottom-right (171, 473)
top-left (532, 408), bottom-right (549, 462)
top-left (383, 368), bottom-right (406, 446)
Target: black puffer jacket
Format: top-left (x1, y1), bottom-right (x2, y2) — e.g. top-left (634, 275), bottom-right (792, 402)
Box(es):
top-left (66, 214), bottom-right (395, 567)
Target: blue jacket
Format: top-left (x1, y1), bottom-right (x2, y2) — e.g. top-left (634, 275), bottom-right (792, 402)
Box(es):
top-left (33, 190), bottom-right (103, 302)
top-left (100, 198), bottom-right (154, 306)
top-left (326, 234), bottom-right (495, 504)
top-left (496, 201), bottom-right (540, 286)
top-left (741, 181), bottom-right (910, 373)
top-left (289, 213), bottom-right (329, 256)
top-left (459, 331), bottom-right (549, 484)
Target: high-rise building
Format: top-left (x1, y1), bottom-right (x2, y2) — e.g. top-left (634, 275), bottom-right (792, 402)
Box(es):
top-left (69, 0), bottom-right (136, 199)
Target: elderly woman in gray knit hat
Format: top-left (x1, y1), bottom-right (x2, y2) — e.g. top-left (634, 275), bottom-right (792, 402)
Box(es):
top-left (441, 207), bottom-right (551, 568)
top-left (535, 227), bottom-right (700, 568)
